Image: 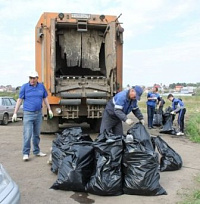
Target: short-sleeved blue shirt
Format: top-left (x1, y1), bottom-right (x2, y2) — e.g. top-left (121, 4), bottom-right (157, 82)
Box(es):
top-left (146, 92), bottom-right (161, 107)
top-left (19, 82), bottom-right (48, 111)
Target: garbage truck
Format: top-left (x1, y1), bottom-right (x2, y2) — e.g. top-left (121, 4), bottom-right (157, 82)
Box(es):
top-left (35, 12), bottom-right (124, 132)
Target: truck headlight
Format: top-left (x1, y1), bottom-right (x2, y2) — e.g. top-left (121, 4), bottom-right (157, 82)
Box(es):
top-left (55, 108), bottom-right (62, 114)
top-left (58, 13), bottom-right (64, 20)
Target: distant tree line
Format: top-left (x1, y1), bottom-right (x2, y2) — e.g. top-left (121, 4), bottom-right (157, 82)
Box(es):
top-left (169, 82), bottom-right (200, 89)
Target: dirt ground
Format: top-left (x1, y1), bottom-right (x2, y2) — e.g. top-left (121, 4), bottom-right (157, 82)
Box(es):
top-left (1, 116), bottom-right (200, 204)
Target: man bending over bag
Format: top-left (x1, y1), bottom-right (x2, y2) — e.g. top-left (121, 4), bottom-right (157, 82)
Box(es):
top-left (100, 86), bottom-right (145, 135)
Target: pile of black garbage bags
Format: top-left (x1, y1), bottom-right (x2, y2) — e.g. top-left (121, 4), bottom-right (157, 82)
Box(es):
top-left (153, 107), bottom-right (177, 135)
top-left (50, 123), bottom-right (182, 196)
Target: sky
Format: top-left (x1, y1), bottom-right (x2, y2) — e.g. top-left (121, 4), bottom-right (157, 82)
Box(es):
top-left (0, 0), bottom-right (200, 88)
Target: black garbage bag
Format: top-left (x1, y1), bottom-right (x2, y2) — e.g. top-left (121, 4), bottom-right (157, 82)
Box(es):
top-left (51, 141), bottom-right (94, 192)
top-left (62, 126), bottom-right (82, 137)
top-left (153, 110), bottom-right (163, 126)
top-left (152, 136), bottom-right (182, 171)
top-left (124, 123), bottom-right (167, 196)
top-left (162, 106), bottom-right (173, 125)
top-left (159, 107), bottom-right (177, 135)
top-left (86, 131), bottom-right (123, 196)
top-left (51, 140), bottom-right (69, 173)
top-left (61, 127), bottom-right (93, 143)
top-left (51, 127), bottom-right (93, 173)
top-left (52, 127), bottom-right (83, 148)
top-left (127, 123), bottom-right (154, 151)
top-left (53, 127), bottom-right (92, 148)
top-left (123, 141), bottom-right (166, 196)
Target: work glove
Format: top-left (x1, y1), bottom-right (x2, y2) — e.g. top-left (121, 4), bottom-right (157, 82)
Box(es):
top-left (139, 119), bottom-right (145, 125)
top-left (48, 110), bottom-right (53, 119)
top-left (125, 119), bottom-right (134, 126)
top-left (170, 111), bottom-right (176, 115)
top-left (12, 113), bottom-right (17, 122)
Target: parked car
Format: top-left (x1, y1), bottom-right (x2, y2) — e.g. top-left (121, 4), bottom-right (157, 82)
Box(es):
top-left (0, 163), bottom-right (20, 204)
top-left (0, 96), bottom-right (23, 125)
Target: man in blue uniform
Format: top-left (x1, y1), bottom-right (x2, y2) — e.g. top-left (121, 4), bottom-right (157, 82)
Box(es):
top-left (12, 71), bottom-right (53, 161)
top-left (167, 94), bottom-right (186, 136)
top-left (100, 85), bottom-right (144, 135)
top-left (146, 87), bottom-right (161, 129)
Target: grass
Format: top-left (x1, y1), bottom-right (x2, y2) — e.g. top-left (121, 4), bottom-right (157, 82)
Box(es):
top-left (0, 92), bottom-right (19, 100)
top-left (180, 190), bottom-right (200, 204)
top-left (185, 114), bottom-right (200, 143)
top-left (177, 175), bottom-right (200, 204)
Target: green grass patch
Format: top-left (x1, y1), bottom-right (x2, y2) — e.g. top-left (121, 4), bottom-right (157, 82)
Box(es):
top-left (180, 190), bottom-right (200, 204)
top-left (185, 114), bottom-right (200, 143)
top-left (0, 92), bottom-right (18, 100)
top-left (177, 175), bottom-right (200, 204)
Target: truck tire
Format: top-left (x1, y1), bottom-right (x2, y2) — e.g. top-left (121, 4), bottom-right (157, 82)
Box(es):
top-left (41, 117), bottom-right (59, 133)
top-left (89, 118), bottom-right (101, 133)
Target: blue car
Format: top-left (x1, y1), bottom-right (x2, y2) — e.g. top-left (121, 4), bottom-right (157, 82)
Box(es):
top-left (0, 164), bottom-right (20, 204)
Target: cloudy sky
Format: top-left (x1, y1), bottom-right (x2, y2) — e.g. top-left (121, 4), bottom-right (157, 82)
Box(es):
top-left (0, 0), bottom-right (200, 87)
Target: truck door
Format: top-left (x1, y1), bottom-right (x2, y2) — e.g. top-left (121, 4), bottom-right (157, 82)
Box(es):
top-left (104, 21), bottom-right (117, 96)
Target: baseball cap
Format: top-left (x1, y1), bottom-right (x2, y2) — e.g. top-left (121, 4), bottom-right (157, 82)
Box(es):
top-left (28, 71), bottom-right (38, 78)
top-left (132, 85), bottom-right (143, 101)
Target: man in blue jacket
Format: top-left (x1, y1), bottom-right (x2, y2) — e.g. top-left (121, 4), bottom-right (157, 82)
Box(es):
top-left (100, 85), bottom-right (144, 135)
top-left (146, 87), bottom-right (161, 129)
top-left (167, 94), bottom-right (186, 136)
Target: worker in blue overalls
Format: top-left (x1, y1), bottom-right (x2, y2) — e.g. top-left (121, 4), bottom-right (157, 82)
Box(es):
top-left (167, 94), bottom-right (186, 136)
top-left (146, 87), bottom-right (161, 129)
top-left (100, 86), bottom-right (145, 135)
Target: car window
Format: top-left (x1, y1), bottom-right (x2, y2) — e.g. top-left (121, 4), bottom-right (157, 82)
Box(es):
top-left (2, 98), bottom-right (12, 106)
top-left (2, 99), bottom-right (6, 106)
top-left (9, 98), bottom-right (17, 105)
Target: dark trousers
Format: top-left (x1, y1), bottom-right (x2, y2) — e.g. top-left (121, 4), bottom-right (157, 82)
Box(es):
top-left (100, 110), bottom-right (123, 135)
top-left (158, 106), bottom-right (163, 115)
top-left (178, 108), bottom-right (186, 132)
top-left (147, 105), bottom-right (155, 128)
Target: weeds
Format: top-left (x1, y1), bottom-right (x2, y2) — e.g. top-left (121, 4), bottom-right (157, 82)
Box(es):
top-left (186, 114), bottom-right (200, 143)
top-left (177, 175), bottom-right (200, 204)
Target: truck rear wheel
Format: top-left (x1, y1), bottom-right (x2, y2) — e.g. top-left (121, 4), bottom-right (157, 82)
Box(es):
top-left (41, 117), bottom-right (59, 133)
top-left (89, 118), bottom-right (102, 133)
